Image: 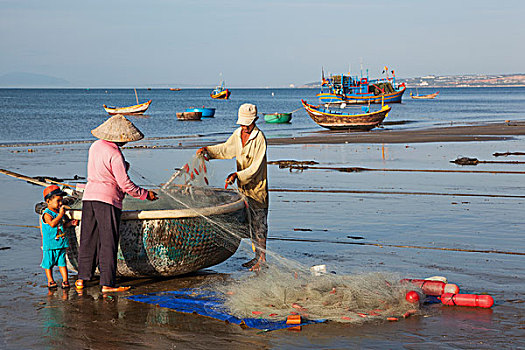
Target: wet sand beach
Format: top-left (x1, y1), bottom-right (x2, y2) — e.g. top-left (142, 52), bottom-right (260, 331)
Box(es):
top-left (269, 121), bottom-right (525, 145)
top-left (1, 122), bottom-right (524, 349)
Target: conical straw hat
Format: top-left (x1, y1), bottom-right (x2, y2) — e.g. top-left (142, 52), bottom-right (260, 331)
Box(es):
top-left (91, 114), bottom-right (144, 142)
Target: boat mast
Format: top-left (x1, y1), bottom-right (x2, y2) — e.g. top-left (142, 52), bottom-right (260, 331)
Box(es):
top-left (134, 88), bottom-right (139, 104)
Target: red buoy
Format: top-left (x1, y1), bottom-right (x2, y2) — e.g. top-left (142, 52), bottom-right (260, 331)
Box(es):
top-left (440, 293), bottom-right (494, 308)
top-left (405, 290), bottom-right (420, 304)
top-left (401, 279), bottom-right (459, 296)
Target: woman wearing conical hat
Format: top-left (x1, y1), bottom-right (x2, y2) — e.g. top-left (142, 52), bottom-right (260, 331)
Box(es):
top-left (75, 115), bottom-right (158, 293)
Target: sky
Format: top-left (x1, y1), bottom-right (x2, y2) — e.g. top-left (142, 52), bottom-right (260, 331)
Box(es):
top-left (0, 0), bottom-right (524, 87)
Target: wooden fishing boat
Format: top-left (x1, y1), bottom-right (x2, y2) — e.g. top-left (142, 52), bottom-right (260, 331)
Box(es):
top-left (185, 107), bottom-right (216, 118)
top-left (263, 113), bottom-right (292, 124)
top-left (410, 90), bottom-right (439, 99)
top-left (301, 99), bottom-right (391, 130)
top-left (103, 100), bottom-right (152, 115)
top-left (317, 67), bottom-right (405, 104)
top-left (65, 187), bottom-right (248, 277)
top-left (210, 81), bottom-right (231, 99)
top-left (177, 112), bottom-right (202, 121)
top-left (170, 88), bottom-right (182, 91)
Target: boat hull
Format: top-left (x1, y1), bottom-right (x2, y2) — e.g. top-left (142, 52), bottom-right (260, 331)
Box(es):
top-left (185, 108), bottom-right (216, 117)
top-left (65, 190), bottom-right (247, 277)
top-left (317, 86), bottom-right (405, 105)
top-left (411, 91), bottom-right (440, 99)
top-left (302, 100), bottom-right (390, 130)
top-left (211, 90), bottom-right (231, 99)
top-left (103, 100), bottom-right (152, 115)
top-left (263, 113), bottom-right (292, 124)
top-left (177, 112), bottom-right (202, 121)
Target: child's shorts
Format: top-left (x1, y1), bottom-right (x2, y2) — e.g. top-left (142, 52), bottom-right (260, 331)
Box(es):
top-left (41, 248), bottom-right (67, 269)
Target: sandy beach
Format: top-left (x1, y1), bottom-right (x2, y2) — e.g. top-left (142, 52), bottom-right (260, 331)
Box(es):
top-left (1, 122), bottom-right (524, 349)
top-left (268, 121), bottom-right (525, 145)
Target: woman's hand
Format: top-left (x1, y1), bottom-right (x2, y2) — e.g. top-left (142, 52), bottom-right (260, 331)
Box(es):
top-left (147, 190), bottom-right (158, 201)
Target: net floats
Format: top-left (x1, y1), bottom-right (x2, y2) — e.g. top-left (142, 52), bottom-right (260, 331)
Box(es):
top-left (439, 293), bottom-right (494, 308)
top-left (405, 290), bottom-right (420, 304)
top-left (401, 279), bottom-right (459, 296)
top-left (403, 277), bottom-right (494, 309)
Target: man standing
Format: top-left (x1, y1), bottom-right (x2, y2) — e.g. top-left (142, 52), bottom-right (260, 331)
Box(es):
top-left (197, 103), bottom-right (268, 271)
top-left (75, 115), bottom-right (158, 292)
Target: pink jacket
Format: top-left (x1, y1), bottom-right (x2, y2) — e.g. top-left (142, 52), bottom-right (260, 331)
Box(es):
top-left (82, 140), bottom-right (147, 209)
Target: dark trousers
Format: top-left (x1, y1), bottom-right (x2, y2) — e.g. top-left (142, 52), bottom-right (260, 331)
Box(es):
top-left (78, 200), bottom-right (122, 287)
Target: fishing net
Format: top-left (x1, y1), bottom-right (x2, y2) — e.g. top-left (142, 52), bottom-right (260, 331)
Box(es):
top-left (213, 265), bottom-right (420, 323)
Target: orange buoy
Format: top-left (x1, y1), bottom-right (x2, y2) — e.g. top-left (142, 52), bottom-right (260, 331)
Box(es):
top-left (401, 279), bottom-right (459, 296)
top-left (440, 293), bottom-right (494, 308)
top-left (405, 291), bottom-right (420, 304)
top-left (286, 315), bottom-right (301, 325)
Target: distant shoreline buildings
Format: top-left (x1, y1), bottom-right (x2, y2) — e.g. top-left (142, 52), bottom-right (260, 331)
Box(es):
top-left (301, 73), bottom-right (525, 88)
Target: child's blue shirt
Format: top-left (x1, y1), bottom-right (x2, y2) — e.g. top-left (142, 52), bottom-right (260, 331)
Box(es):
top-left (41, 208), bottom-right (69, 250)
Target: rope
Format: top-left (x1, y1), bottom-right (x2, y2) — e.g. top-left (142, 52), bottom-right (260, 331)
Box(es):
top-left (290, 107), bottom-right (305, 114)
top-left (268, 237), bottom-right (525, 256)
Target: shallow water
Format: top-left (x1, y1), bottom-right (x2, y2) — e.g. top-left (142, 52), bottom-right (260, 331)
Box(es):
top-left (1, 132), bottom-right (524, 348)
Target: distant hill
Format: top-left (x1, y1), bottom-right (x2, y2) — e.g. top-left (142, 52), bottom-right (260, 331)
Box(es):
top-left (300, 73), bottom-right (525, 88)
top-left (0, 72), bottom-right (70, 87)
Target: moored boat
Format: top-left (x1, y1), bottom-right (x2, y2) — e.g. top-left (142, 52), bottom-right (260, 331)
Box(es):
top-left (211, 81), bottom-right (231, 99)
top-left (170, 88), bottom-right (182, 91)
top-left (302, 99), bottom-right (391, 130)
top-left (317, 67), bottom-right (405, 104)
top-left (185, 107), bottom-right (216, 118)
top-left (177, 111), bottom-right (202, 121)
top-left (410, 90), bottom-right (440, 99)
top-left (263, 113), bottom-right (292, 124)
top-left (103, 100), bottom-right (152, 115)
top-left (65, 187), bottom-right (247, 277)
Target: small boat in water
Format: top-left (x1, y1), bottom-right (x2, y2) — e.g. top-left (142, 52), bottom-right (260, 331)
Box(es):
top-left (263, 113), bottom-right (292, 124)
top-left (103, 100), bottom-right (152, 115)
top-left (185, 107), bottom-right (216, 118)
top-left (170, 88), bottom-right (182, 91)
top-left (211, 81), bottom-right (231, 99)
top-left (177, 111), bottom-right (202, 121)
top-left (410, 90), bottom-right (439, 99)
top-left (103, 89), bottom-right (152, 115)
top-left (302, 99), bottom-right (391, 130)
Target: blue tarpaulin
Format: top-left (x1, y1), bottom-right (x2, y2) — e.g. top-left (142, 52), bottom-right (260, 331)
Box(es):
top-left (127, 289), bottom-right (326, 331)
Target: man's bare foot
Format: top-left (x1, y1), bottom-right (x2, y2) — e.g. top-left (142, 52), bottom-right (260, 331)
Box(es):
top-left (101, 286), bottom-right (131, 293)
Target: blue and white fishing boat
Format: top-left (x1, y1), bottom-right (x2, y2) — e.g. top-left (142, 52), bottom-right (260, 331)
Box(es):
top-left (317, 67), bottom-right (406, 105)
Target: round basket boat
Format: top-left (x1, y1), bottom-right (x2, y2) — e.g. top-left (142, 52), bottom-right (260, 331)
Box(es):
top-left (65, 187), bottom-right (247, 277)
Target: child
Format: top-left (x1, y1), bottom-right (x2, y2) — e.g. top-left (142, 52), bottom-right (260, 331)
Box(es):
top-left (40, 185), bottom-right (78, 289)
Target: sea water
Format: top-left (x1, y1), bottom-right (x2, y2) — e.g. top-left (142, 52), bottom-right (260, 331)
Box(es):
top-left (0, 87), bottom-right (524, 144)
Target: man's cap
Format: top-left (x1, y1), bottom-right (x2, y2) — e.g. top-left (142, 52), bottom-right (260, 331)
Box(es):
top-left (236, 103), bottom-right (258, 126)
